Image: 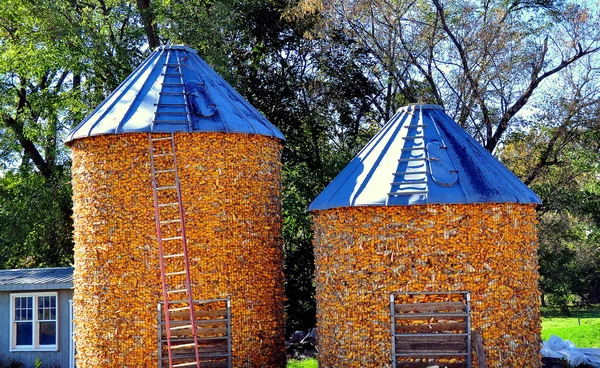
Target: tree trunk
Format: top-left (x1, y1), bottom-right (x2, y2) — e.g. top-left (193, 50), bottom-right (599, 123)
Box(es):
top-left (136, 0), bottom-right (160, 49)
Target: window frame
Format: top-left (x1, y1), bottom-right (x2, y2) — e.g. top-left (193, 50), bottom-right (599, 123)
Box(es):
top-left (10, 292), bottom-right (59, 352)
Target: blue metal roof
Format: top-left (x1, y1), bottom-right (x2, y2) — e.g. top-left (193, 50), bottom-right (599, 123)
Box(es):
top-left (309, 104), bottom-right (541, 211)
top-left (65, 45), bottom-right (284, 143)
top-left (0, 267), bottom-right (73, 291)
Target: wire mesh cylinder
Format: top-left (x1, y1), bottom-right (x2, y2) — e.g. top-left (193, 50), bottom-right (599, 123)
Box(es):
top-left (312, 204), bottom-right (541, 368)
top-left (70, 132), bottom-right (286, 367)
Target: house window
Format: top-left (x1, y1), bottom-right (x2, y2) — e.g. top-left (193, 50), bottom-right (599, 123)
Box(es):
top-left (10, 292), bottom-right (58, 351)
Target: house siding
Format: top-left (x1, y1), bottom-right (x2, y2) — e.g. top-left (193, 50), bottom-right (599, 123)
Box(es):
top-left (0, 289), bottom-right (73, 368)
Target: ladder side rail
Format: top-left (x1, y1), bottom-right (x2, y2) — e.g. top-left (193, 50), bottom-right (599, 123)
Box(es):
top-left (150, 134), bottom-right (175, 368)
top-left (226, 299), bottom-right (232, 368)
top-left (169, 133), bottom-right (201, 367)
top-left (174, 52), bottom-right (192, 132)
top-left (158, 302), bottom-right (163, 368)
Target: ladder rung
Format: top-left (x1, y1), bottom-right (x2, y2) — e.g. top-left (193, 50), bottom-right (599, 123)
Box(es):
top-left (165, 63), bottom-right (181, 67)
top-left (157, 185), bottom-right (177, 190)
top-left (160, 219), bottom-right (181, 224)
top-left (401, 147), bottom-right (425, 151)
top-left (398, 158), bottom-right (427, 162)
top-left (403, 135), bottom-right (426, 139)
top-left (173, 362), bottom-right (199, 368)
top-left (161, 73), bottom-right (182, 76)
top-left (154, 153), bottom-right (174, 157)
top-left (151, 137), bottom-right (173, 141)
top-left (163, 236), bottom-right (183, 241)
top-left (171, 343), bottom-right (196, 349)
top-left (162, 336), bottom-right (228, 343)
top-left (391, 181), bottom-right (426, 185)
top-left (158, 202), bottom-right (178, 207)
top-left (388, 190), bottom-right (428, 196)
top-left (154, 120), bottom-right (189, 124)
top-left (159, 92), bottom-right (187, 96)
top-left (164, 253), bottom-right (184, 259)
top-left (163, 83), bottom-right (184, 87)
top-left (168, 289), bottom-right (188, 294)
top-left (394, 171), bottom-right (428, 175)
top-left (154, 103), bottom-right (187, 107)
top-left (155, 112), bottom-right (189, 115)
top-left (166, 271), bottom-right (186, 276)
top-left (407, 124), bottom-right (428, 127)
top-left (156, 169), bottom-right (176, 174)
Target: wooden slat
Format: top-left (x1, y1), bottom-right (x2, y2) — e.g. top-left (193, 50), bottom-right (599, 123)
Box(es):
top-left (166, 344), bottom-right (228, 355)
top-left (174, 362), bottom-right (227, 368)
top-left (396, 352), bottom-right (468, 358)
top-left (396, 341), bottom-right (467, 352)
top-left (396, 335), bottom-right (467, 343)
top-left (167, 309), bottom-right (228, 319)
top-left (395, 302), bottom-right (466, 313)
top-left (396, 362), bottom-right (466, 368)
top-left (395, 322), bottom-right (467, 333)
top-left (162, 318), bottom-right (228, 328)
top-left (472, 331), bottom-right (487, 368)
top-left (168, 354), bottom-right (228, 364)
top-left (394, 314), bottom-right (466, 320)
top-left (162, 326), bottom-right (228, 338)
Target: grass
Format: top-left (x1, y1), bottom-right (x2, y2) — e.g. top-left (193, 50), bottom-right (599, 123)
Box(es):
top-left (287, 358), bottom-right (318, 368)
top-left (542, 306), bottom-right (600, 348)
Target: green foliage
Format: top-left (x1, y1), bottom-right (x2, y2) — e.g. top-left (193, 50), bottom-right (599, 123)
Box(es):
top-left (0, 169), bottom-right (73, 267)
top-left (0, 0), bottom-right (151, 270)
top-left (542, 306), bottom-right (600, 347)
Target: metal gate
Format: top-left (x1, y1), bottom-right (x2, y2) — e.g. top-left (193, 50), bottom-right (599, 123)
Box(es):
top-left (158, 299), bottom-right (232, 368)
top-left (390, 291), bottom-right (471, 368)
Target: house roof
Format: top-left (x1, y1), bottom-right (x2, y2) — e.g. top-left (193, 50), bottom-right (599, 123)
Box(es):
top-left (309, 104), bottom-right (541, 211)
top-left (65, 44), bottom-right (285, 144)
top-left (0, 267), bottom-right (73, 291)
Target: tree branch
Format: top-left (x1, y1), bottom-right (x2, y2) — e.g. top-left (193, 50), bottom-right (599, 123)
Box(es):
top-left (2, 80), bottom-right (51, 179)
top-left (487, 44), bottom-right (600, 152)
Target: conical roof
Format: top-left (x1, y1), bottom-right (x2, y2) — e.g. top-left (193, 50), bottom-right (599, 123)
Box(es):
top-left (309, 104), bottom-right (540, 211)
top-left (65, 45), bottom-right (284, 143)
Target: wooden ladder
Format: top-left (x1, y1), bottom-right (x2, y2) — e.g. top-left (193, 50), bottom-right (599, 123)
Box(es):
top-left (150, 133), bottom-right (200, 368)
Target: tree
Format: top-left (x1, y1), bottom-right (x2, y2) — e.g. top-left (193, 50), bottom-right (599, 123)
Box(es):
top-left (0, 0), bottom-right (151, 268)
top-left (499, 67), bottom-right (600, 311)
top-left (295, 0), bottom-right (600, 151)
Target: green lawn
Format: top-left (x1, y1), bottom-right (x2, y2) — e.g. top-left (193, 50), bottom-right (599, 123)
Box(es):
top-left (542, 307), bottom-right (600, 348)
top-left (287, 358), bottom-right (318, 368)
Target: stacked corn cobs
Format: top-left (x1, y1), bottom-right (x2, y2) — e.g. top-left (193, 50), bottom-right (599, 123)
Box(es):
top-left (312, 204), bottom-right (541, 368)
top-left (70, 132), bottom-right (286, 367)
